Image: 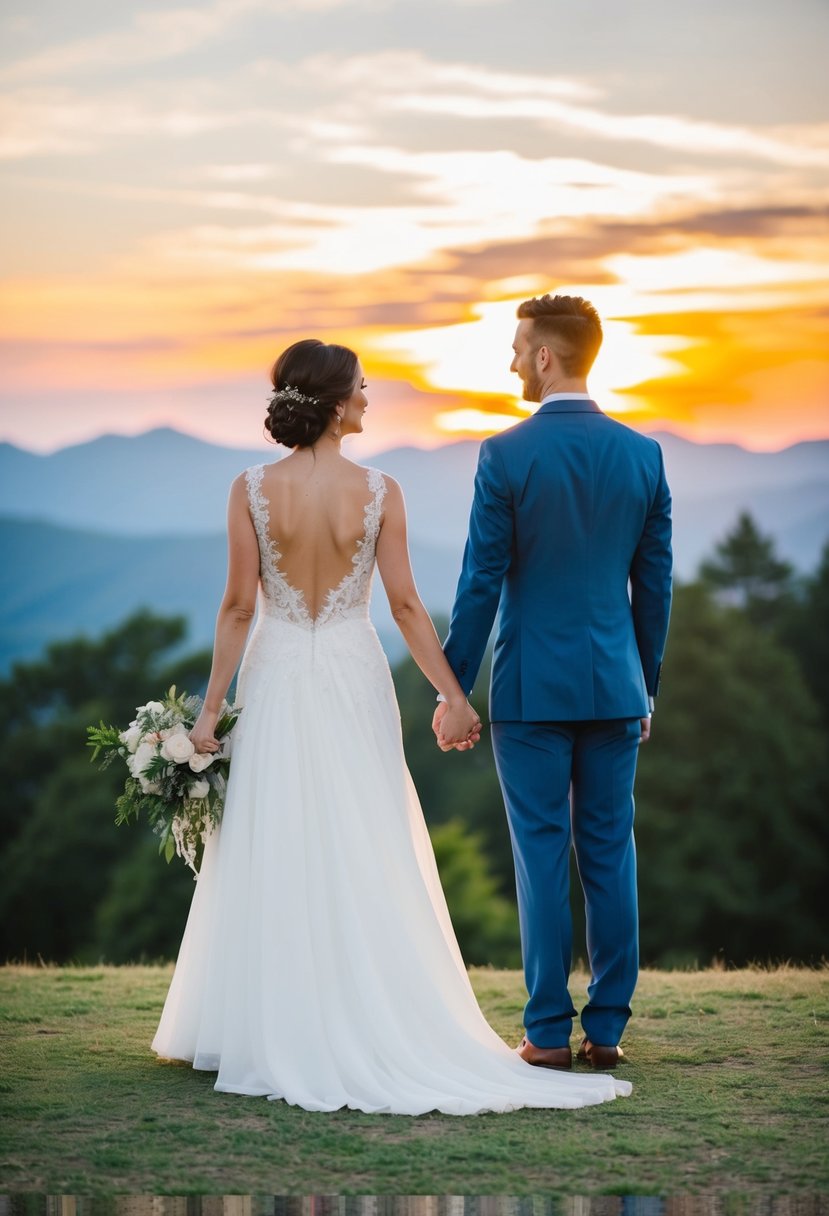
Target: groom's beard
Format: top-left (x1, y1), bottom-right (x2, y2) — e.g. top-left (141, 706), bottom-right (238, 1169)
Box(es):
top-left (521, 367), bottom-right (544, 404)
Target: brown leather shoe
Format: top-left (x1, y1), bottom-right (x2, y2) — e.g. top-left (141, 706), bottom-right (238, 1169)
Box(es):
top-left (577, 1036), bottom-right (625, 1069)
top-left (517, 1035), bottom-right (572, 1070)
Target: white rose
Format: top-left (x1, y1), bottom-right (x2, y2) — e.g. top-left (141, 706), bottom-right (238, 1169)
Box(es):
top-left (161, 733), bottom-right (196, 764)
top-left (189, 779), bottom-right (210, 800)
top-left (119, 723), bottom-right (143, 753)
top-left (138, 774), bottom-right (162, 795)
top-left (141, 701), bottom-right (165, 716)
top-left (188, 751), bottom-right (214, 772)
top-left (130, 740), bottom-right (158, 777)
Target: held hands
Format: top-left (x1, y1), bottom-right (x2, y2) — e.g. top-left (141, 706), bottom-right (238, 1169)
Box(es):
top-left (189, 708), bottom-right (221, 754)
top-left (432, 700), bottom-right (482, 753)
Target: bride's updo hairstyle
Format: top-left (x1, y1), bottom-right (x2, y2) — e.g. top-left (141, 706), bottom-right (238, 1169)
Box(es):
top-left (265, 338), bottom-right (359, 448)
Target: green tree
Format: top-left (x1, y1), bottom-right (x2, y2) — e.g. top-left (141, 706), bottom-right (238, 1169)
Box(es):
top-left (0, 610), bottom-right (210, 845)
top-left (635, 582), bottom-right (827, 965)
top-left (94, 834), bottom-right (195, 962)
top-left (5, 583), bottom-right (827, 970)
top-left (0, 611), bottom-right (210, 961)
top-left (430, 819), bottom-right (521, 967)
top-left (781, 540), bottom-right (829, 728)
top-left (699, 511), bottom-right (795, 630)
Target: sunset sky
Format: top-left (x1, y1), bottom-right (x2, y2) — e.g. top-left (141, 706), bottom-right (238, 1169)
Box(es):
top-left (1, 0), bottom-right (827, 456)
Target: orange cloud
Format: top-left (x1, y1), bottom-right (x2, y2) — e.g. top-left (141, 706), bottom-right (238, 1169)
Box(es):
top-left (610, 308), bottom-right (829, 448)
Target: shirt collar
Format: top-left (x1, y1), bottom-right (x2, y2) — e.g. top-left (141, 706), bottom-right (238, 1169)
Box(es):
top-left (540, 392), bottom-right (593, 404)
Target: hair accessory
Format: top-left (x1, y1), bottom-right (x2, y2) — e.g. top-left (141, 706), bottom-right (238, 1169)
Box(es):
top-left (278, 383), bottom-right (319, 411)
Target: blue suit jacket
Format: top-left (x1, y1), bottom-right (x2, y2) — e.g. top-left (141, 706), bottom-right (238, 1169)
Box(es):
top-left (443, 398), bottom-right (672, 722)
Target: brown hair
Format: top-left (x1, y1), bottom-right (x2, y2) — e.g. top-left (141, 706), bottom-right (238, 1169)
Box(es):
top-left (516, 294), bottom-right (602, 376)
top-left (265, 338), bottom-right (359, 448)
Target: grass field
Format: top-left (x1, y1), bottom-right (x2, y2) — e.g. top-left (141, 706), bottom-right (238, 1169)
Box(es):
top-left (1, 964), bottom-right (827, 1197)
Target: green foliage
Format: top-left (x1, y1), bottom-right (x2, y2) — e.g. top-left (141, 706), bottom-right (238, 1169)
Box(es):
top-left (699, 510), bottom-right (795, 630)
top-left (85, 722), bottom-right (122, 764)
top-left (635, 582), bottom-right (828, 965)
top-left (1, 538), bottom-right (827, 970)
top-left (782, 538), bottom-right (829, 727)
top-left (0, 611), bottom-right (210, 962)
top-left (429, 820), bottom-right (521, 967)
top-left (0, 610), bottom-right (192, 846)
top-left (0, 746), bottom-right (128, 961)
top-left (93, 837), bottom-right (196, 962)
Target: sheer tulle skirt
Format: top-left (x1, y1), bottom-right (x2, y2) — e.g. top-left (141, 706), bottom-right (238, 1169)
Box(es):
top-left (152, 613), bottom-right (631, 1113)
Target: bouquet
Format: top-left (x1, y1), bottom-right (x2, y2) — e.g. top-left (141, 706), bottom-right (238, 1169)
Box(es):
top-left (87, 686), bottom-right (241, 876)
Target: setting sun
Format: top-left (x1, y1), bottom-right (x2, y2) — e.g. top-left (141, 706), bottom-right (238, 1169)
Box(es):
top-left (370, 299), bottom-right (696, 434)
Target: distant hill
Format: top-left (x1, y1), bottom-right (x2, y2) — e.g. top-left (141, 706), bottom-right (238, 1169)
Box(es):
top-left (1, 427), bottom-right (827, 568)
top-left (1, 427), bottom-right (827, 672)
top-left (0, 517), bottom-right (459, 672)
top-left (0, 429), bottom-right (278, 538)
top-left (1, 518), bottom-right (227, 672)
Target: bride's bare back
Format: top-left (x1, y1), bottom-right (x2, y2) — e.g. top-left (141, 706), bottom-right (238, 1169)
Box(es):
top-left (188, 339), bottom-right (479, 758)
top-left (258, 455), bottom-right (378, 621)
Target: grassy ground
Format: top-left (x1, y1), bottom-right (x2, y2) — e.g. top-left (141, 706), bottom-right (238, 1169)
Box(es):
top-left (0, 964), bottom-right (827, 1196)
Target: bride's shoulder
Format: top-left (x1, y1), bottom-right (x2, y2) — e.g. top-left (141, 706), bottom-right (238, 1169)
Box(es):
top-left (234, 460), bottom-right (281, 487)
top-left (228, 463), bottom-right (273, 511)
top-left (337, 458), bottom-right (395, 495)
top-left (229, 465), bottom-right (258, 493)
top-left (362, 470), bottom-right (406, 529)
top-left (358, 464), bottom-right (403, 499)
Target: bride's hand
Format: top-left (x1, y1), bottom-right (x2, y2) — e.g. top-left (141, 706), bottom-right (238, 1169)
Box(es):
top-left (433, 700), bottom-right (482, 751)
top-left (189, 709), bottom-right (220, 754)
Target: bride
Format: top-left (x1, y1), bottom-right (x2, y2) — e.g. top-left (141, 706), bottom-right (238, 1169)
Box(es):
top-left (152, 338), bottom-right (631, 1114)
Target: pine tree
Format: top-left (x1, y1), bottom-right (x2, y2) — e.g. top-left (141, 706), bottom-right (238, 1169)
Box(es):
top-left (699, 511), bottom-right (794, 630)
top-left (782, 540), bottom-right (829, 727)
top-left (0, 611), bottom-right (210, 962)
top-left (635, 583), bottom-right (827, 965)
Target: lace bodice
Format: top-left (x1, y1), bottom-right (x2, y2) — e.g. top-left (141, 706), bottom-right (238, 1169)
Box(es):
top-left (245, 464), bottom-right (387, 629)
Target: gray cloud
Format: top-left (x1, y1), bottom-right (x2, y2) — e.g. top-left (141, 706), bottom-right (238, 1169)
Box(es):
top-left (439, 205), bottom-right (829, 286)
top-left (667, 205), bottom-right (829, 238)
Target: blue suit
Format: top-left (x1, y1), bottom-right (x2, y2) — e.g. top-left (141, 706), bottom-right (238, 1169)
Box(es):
top-left (444, 397), bottom-right (672, 1047)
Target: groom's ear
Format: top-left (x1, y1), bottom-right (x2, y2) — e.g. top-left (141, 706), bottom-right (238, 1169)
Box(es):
top-left (538, 343), bottom-right (560, 374)
top-left (533, 344), bottom-right (552, 377)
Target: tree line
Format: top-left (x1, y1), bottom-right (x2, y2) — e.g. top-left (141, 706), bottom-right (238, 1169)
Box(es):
top-left (0, 513), bottom-right (826, 968)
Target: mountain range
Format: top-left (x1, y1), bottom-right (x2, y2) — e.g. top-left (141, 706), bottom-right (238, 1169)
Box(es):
top-left (2, 427), bottom-right (827, 672)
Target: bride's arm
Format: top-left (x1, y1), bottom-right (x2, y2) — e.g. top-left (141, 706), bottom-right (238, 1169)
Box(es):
top-left (375, 477), bottom-right (480, 748)
top-left (190, 476), bottom-right (260, 753)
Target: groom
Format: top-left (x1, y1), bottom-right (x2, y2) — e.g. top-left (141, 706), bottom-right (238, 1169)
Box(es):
top-left (436, 293), bottom-right (672, 1070)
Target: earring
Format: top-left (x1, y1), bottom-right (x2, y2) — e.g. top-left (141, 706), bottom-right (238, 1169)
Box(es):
top-left (334, 414), bottom-right (343, 437)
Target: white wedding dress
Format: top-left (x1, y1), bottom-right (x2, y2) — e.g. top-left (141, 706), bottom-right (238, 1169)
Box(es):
top-left (152, 464), bottom-right (631, 1114)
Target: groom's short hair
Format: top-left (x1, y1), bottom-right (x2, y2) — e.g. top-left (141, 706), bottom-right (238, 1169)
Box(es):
top-left (517, 294), bottom-right (603, 376)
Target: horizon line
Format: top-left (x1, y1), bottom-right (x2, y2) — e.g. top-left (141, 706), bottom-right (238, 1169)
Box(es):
top-left (2, 422), bottom-right (828, 460)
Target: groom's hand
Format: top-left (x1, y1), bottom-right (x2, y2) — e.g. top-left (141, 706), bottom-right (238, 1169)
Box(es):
top-left (432, 702), bottom-right (482, 752)
top-left (640, 716), bottom-right (651, 743)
